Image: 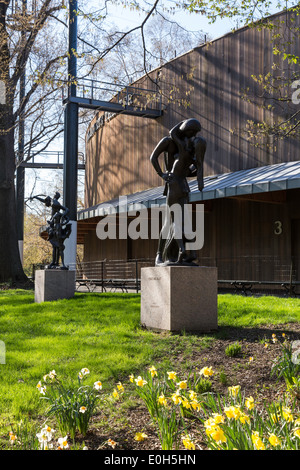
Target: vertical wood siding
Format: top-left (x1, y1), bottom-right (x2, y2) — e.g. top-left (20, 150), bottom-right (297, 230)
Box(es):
top-left (85, 10), bottom-right (299, 208)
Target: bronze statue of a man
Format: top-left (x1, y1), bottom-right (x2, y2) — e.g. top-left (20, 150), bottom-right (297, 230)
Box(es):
top-left (150, 119), bottom-right (206, 266)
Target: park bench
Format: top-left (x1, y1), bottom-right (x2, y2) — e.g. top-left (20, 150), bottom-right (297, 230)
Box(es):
top-left (76, 277), bottom-right (141, 293)
top-left (76, 259), bottom-right (151, 293)
top-left (218, 280), bottom-right (300, 297)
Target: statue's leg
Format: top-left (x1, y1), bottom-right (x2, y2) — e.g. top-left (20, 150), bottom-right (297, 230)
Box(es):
top-left (59, 243), bottom-right (68, 269)
top-left (172, 198), bottom-right (186, 263)
top-left (155, 213), bottom-right (169, 265)
top-left (54, 247), bottom-right (59, 265)
top-left (49, 247), bottom-right (56, 268)
top-left (182, 198), bottom-right (197, 262)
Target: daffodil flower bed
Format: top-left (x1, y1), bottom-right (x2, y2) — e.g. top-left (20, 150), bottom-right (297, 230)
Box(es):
top-left (36, 368), bottom-right (104, 440)
top-left (6, 333), bottom-right (300, 450)
top-left (126, 364), bottom-right (300, 450)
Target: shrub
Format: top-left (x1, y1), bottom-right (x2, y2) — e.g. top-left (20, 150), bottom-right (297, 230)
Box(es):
top-left (195, 377), bottom-right (212, 394)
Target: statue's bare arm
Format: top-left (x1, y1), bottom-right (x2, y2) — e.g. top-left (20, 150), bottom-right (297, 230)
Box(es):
top-left (150, 136), bottom-right (173, 178)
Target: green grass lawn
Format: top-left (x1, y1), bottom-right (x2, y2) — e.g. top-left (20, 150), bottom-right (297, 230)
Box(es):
top-left (0, 289), bottom-right (299, 424)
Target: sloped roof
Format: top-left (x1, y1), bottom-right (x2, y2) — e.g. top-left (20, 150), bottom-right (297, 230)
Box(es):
top-left (78, 160), bottom-right (300, 220)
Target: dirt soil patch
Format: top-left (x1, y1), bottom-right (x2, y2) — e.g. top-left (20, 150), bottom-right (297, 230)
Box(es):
top-left (79, 322), bottom-right (300, 451)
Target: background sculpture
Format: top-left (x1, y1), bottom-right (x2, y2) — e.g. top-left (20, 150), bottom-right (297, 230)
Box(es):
top-left (30, 192), bottom-right (72, 270)
top-left (150, 118), bottom-right (206, 266)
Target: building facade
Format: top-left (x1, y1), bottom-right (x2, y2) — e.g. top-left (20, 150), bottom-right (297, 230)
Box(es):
top-left (78, 10), bottom-right (300, 293)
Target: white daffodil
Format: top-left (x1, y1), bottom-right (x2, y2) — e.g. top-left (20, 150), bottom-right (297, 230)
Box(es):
top-left (58, 436), bottom-right (69, 449)
top-left (94, 381), bottom-right (102, 390)
top-left (37, 381), bottom-right (46, 395)
top-left (41, 425), bottom-right (55, 440)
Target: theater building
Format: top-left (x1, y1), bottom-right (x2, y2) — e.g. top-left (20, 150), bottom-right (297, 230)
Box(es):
top-left (77, 9), bottom-right (300, 294)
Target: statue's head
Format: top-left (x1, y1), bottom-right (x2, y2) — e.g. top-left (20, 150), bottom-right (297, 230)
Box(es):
top-left (54, 191), bottom-right (60, 200)
top-left (179, 119), bottom-right (201, 138)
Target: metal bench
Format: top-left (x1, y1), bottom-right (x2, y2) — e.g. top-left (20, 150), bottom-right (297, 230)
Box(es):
top-left (218, 280), bottom-right (300, 296)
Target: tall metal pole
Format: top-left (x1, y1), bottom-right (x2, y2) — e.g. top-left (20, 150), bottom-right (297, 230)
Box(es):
top-left (63, 0), bottom-right (78, 270)
top-left (16, 0), bottom-right (27, 265)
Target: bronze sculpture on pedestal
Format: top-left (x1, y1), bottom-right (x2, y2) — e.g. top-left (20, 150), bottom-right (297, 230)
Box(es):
top-left (30, 192), bottom-right (72, 270)
top-left (150, 119), bottom-right (206, 266)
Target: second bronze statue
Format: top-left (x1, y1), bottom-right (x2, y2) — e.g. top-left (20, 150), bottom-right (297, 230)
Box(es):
top-left (30, 192), bottom-right (72, 270)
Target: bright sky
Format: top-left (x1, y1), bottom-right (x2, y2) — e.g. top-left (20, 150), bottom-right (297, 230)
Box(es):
top-left (104, 0), bottom-right (289, 40)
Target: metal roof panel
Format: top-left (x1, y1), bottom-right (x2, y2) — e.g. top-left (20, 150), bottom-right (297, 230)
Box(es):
top-left (78, 160), bottom-right (300, 220)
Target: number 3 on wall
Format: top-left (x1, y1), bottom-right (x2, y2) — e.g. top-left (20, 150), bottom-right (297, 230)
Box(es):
top-left (274, 221), bottom-right (283, 235)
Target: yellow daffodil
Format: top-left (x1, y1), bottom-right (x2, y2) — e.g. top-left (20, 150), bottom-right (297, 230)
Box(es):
top-left (294, 429), bottom-right (300, 439)
top-left (199, 366), bottom-right (214, 377)
top-left (282, 407), bottom-right (294, 422)
top-left (269, 433), bottom-right (281, 447)
top-left (129, 374), bottom-right (134, 383)
top-left (212, 413), bottom-right (225, 425)
top-left (148, 366), bottom-right (157, 377)
top-left (134, 432), bottom-right (148, 441)
top-left (245, 396), bottom-right (255, 410)
top-left (204, 417), bottom-right (216, 429)
top-left (239, 413), bottom-right (250, 424)
top-left (189, 390), bottom-right (197, 400)
top-left (224, 405), bottom-right (241, 420)
top-left (157, 394), bottom-right (168, 407)
top-left (228, 385), bottom-right (241, 398)
top-left (182, 435), bottom-right (196, 450)
top-left (270, 412), bottom-right (280, 424)
top-left (117, 382), bottom-right (124, 392)
top-left (190, 400), bottom-right (201, 411)
top-left (135, 376), bottom-right (147, 387)
top-left (181, 398), bottom-right (191, 409)
top-left (171, 390), bottom-right (182, 405)
top-left (167, 371), bottom-right (177, 381)
top-left (177, 380), bottom-right (187, 390)
top-left (112, 389), bottom-right (120, 400)
top-left (252, 432), bottom-right (265, 450)
top-left (207, 425), bottom-right (227, 444)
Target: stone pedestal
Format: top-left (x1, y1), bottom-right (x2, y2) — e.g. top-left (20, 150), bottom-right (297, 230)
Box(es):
top-left (34, 269), bottom-right (76, 303)
top-left (141, 266), bottom-right (218, 332)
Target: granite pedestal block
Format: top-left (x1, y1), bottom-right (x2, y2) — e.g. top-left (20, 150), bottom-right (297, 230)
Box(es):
top-left (34, 269), bottom-right (76, 303)
top-left (141, 266), bottom-right (218, 332)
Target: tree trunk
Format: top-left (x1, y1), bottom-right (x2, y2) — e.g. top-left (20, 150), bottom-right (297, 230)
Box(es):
top-left (0, 105), bottom-right (28, 284)
top-left (0, 3), bottom-right (28, 285)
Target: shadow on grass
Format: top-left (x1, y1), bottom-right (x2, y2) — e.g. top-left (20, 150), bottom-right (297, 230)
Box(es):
top-left (180, 323), bottom-right (300, 344)
top-left (0, 289), bottom-right (35, 307)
